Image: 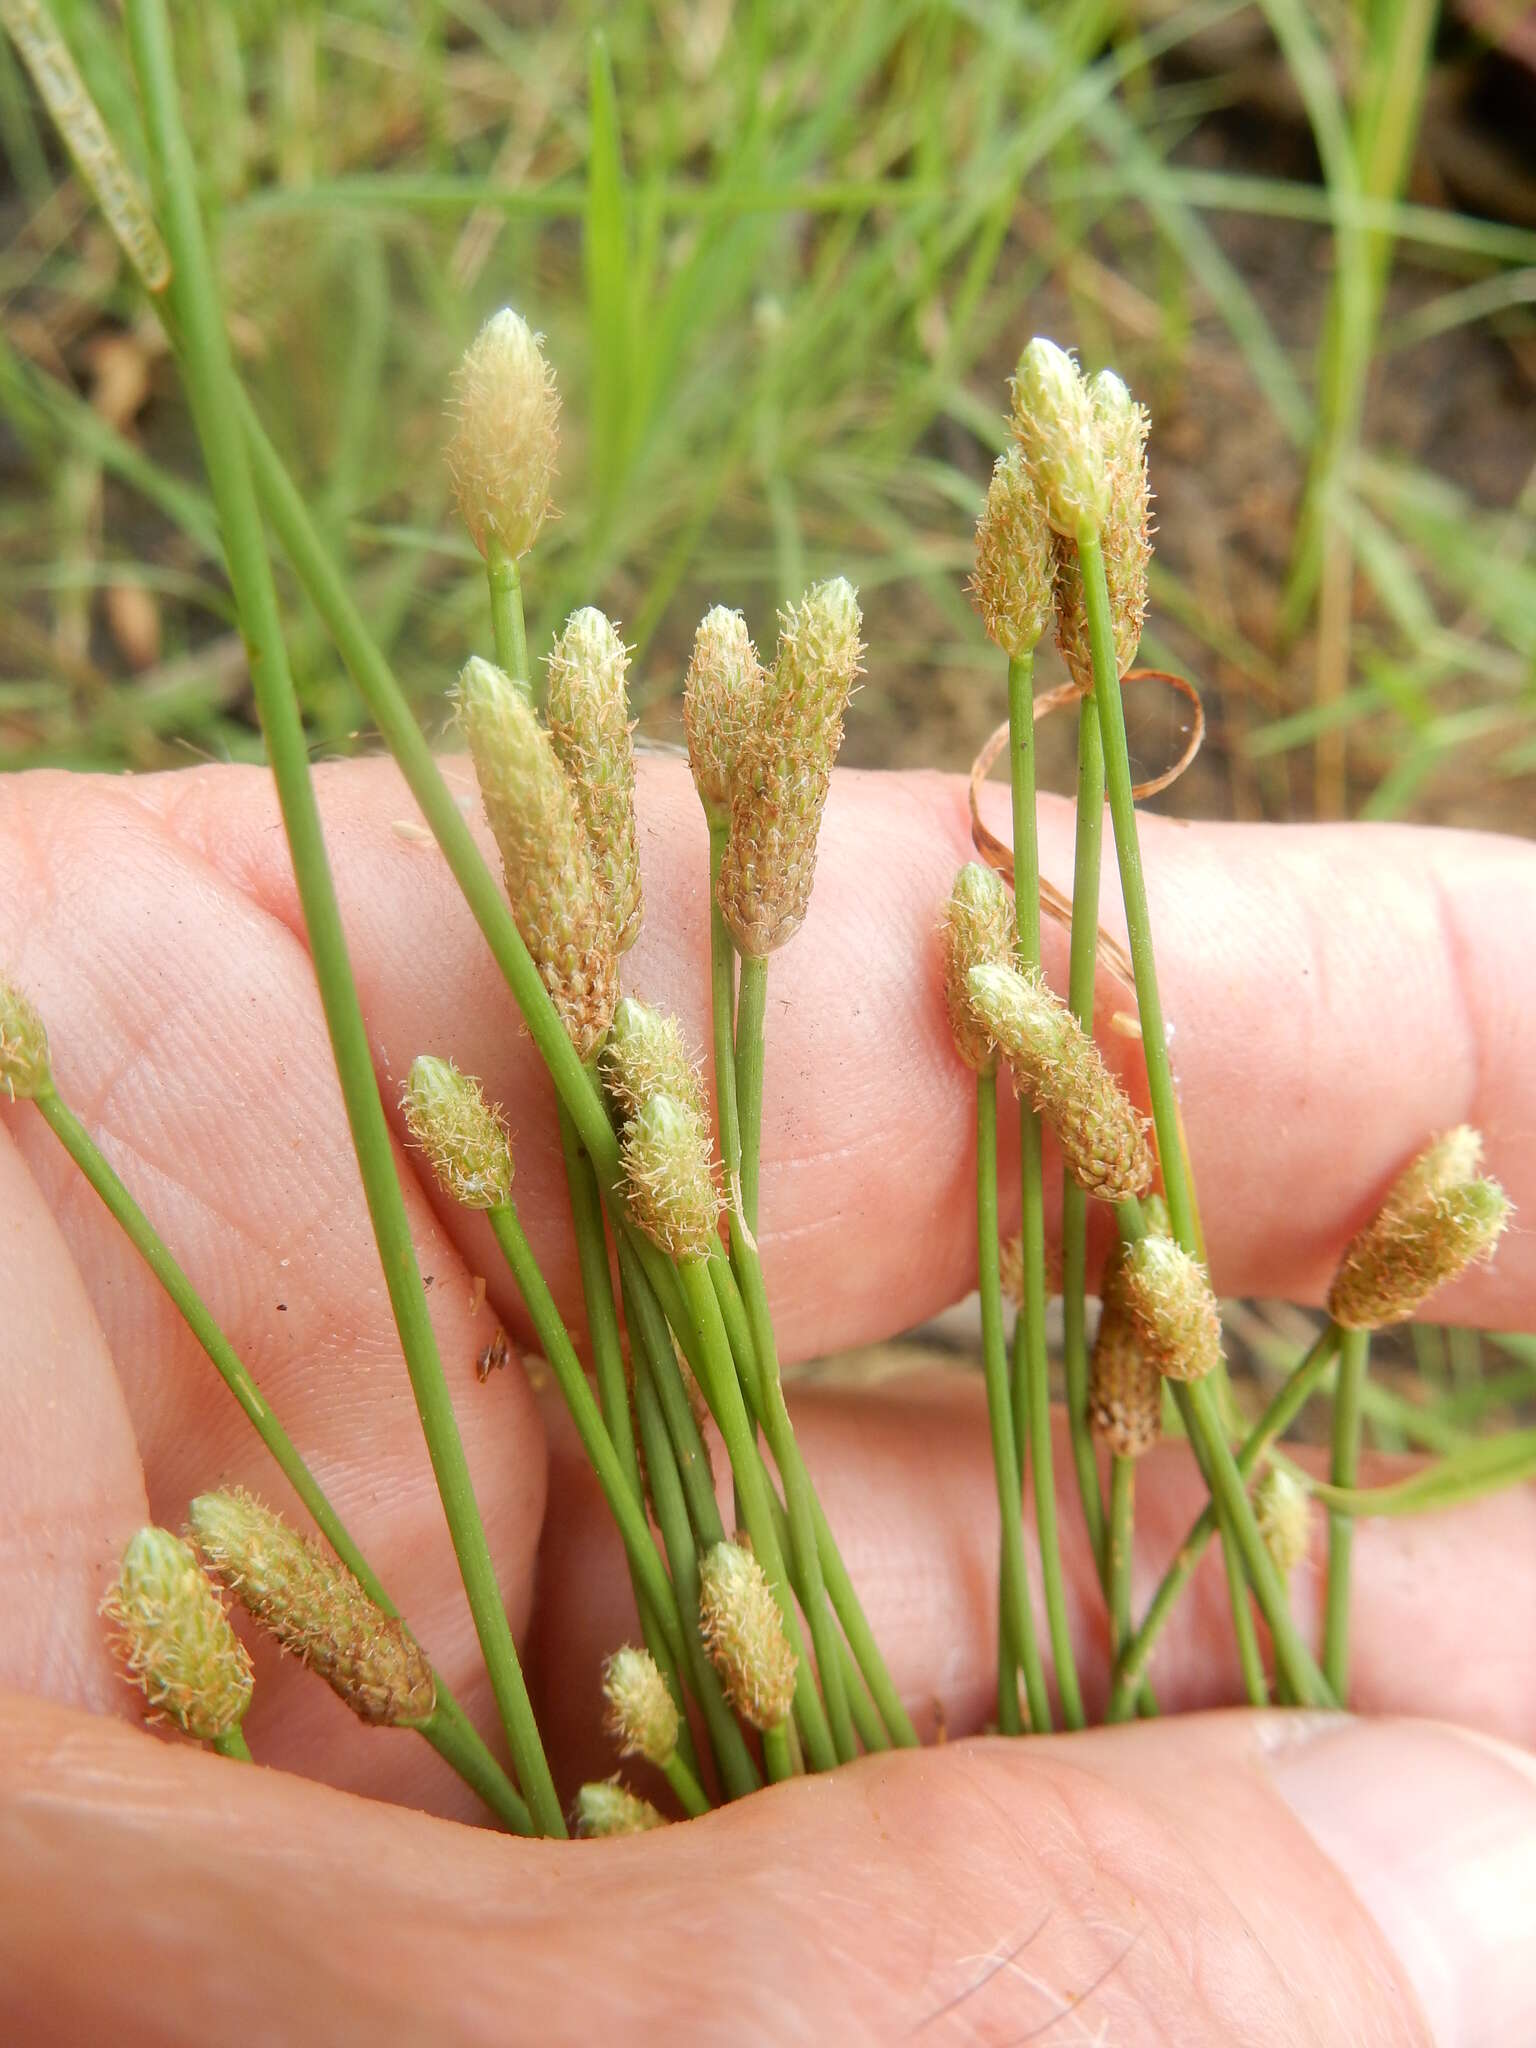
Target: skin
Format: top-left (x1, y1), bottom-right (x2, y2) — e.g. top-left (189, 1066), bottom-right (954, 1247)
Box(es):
top-left (2, 754), bottom-right (1535, 2044)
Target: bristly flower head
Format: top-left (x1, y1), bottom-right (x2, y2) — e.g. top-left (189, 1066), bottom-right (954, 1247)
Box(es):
top-left (601, 998), bottom-right (710, 1132)
top-left (1089, 1244), bottom-right (1162, 1459)
top-left (965, 961), bottom-right (1154, 1202)
top-left (102, 1526), bottom-right (253, 1742)
top-left (970, 447), bottom-right (1056, 659)
top-left (1327, 1127), bottom-right (1511, 1330)
top-left (545, 607), bottom-right (643, 955)
top-left (1009, 337), bottom-right (1111, 538)
top-left (621, 1093), bottom-right (721, 1261)
top-left (940, 864), bottom-right (1016, 1073)
top-left (1055, 368), bottom-right (1152, 692)
top-left (446, 308), bottom-right (559, 562)
top-left (1119, 1234), bottom-right (1222, 1382)
top-left (602, 1646), bottom-right (680, 1767)
top-left (189, 1490), bottom-right (437, 1728)
top-left (456, 655), bottom-right (618, 1059)
top-left (684, 606), bottom-right (766, 822)
top-left (1254, 1466), bottom-right (1312, 1578)
top-left (699, 1539), bottom-right (797, 1732)
top-left (0, 977), bottom-right (51, 1101)
top-left (574, 1778), bottom-right (667, 1837)
top-left (402, 1055), bottom-right (514, 1211)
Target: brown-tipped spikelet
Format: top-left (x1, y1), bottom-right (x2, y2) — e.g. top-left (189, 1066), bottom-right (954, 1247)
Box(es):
top-left (601, 998), bottom-right (710, 1132)
top-left (965, 962), bottom-right (1154, 1201)
top-left (622, 1093), bottom-right (721, 1261)
top-left (1327, 1127), bottom-right (1511, 1330)
top-left (189, 1490), bottom-right (437, 1728)
top-left (575, 1778), bottom-right (667, 1837)
top-left (970, 447), bottom-right (1056, 659)
top-left (457, 655), bottom-right (618, 1059)
top-left (1089, 1249), bottom-right (1162, 1458)
top-left (602, 1646), bottom-right (680, 1767)
top-left (940, 863), bottom-right (1016, 1073)
top-left (102, 1527), bottom-right (253, 1741)
top-left (1254, 1467), bottom-right (1312, 1577)
top-left (446, 308), bottom-right (559, 562)
top-left (1009, 337), bottom-right (1110, 539)
top-left (1120, 1234), bottom-right (1222, 1383)
top-left (684, 605), bottom-right (766, 821)
top-left (1055, 370), bottom-right (1152, 693)
top-left (402, 1055), bottom-right (514, 1211)
top-left (545, 608), bottom-right (642, 955)
top-left (699, 1540), bottom-right (797, 1732)
top-left (0, 977), bottom-right (51, 1101)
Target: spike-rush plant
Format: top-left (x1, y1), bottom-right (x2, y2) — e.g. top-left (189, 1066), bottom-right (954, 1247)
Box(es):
top-left (0, 2), bottom-right (1524, 1831)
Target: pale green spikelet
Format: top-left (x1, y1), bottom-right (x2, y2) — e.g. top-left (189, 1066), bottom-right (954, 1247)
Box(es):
top-left (621, 1093), bottom-right (721, 1261)
top-left (1254, 1466), bottom-right (1312, 1577)
top-left (600, 998), bottom-right (710, 1132)
top-left (456, 655), bottom-right (618, 1059)
top-left (545, 607), bottom-right (642, 954)
top-left (1054, 369), bottom-right (1152, 691)
top-left (699, 1540), bottom-right (797, 1732)
top-left (0, 977), bottom-right (51, 1101)
top-left (684, 605), bottom-right (766, 822)
top-left (446, 308), bottom-right (559, 561)
top-left (402, 1055), bottom-right (514, 1210)
top-left (1120, 1234), bottom-right (1222, 1383)
top-left (1327, 1127), bottom-right (1512, 1330)
top-left (1009, 337), bottom-right (1110, 538)
top-left (189, 1490), bottom-right (436, 1728)
top-left (574, 1777), bottom-right (667, 1837)
top-left (969, 447), bottom-right (1056, 659)
top-left (940, 863), bottom-right (1016, 1073)
top-left (602, 1646), bottom-right (680, 1767)
top-left (1088, 1243), bottom-right (1162, 1458)
top-left (763, 575), bottom-right (863, 740)
top-left (965, 961), bottom-right (1154, 1202)
top-left (102, 1527), bottom-right (253, 1742)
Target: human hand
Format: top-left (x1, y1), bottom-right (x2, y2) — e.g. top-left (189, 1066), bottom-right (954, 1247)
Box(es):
top-left (3, 755), bottom-right (1535, 2043)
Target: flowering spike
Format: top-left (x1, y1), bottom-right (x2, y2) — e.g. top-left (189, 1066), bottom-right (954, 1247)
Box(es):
top-left (940, 864), bottom-right (1016, 1073)
top-left (1119, 1234), bottom-right (1222, 1383)
top-left (1254, 1467), bottom-right (1313, 1577)
top-left (0, 977), bottom-right (51, 1101)
top-left (969, 447), bottom-right (1056, 659)
top-left (545, 607), bottom-right (642, 954)
top-left (602, 1646), bottom-right (680, 1767)
top-left (1327, 1127), bottom-right (1511, 1330)
top-left (446, 308), bottom-right (559, 561)
top-left (1089, 1247), bottom-right (1162, 1458)
top-left (601, 998), bottom-right (710, 1131)
top-left (684, 606), bottom-right (766, 822)
top-left (1009, 337), bottom-right (1110, 538)
top-left (1055, 369), bottom-right (1152, 691)
top-left (102, 1526), bottom-right (253, 1742)
top-left (699, 1540), bottom-right (797, 1732)
top-left (402, 1055), bottom-right (514, 1210)
top-left (574, 1778), bottom-right (667, 1837)
top-left (621, 1093), bottom-right (720, 1261)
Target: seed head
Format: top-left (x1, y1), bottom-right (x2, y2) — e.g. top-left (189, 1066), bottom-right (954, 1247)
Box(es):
top-left (699, 1540), bottom-right (797, 1732)
top-left (574, 1778), bottom-right (667, 1837)
top-left (965, 962), bottom-right (1154, 1202)
top-left (602, 1646), bottom-right (680, 1766)
top-left (1327, 1127), bottom-right (1511, 1330)
top-left (1054, 369), bottom-right (1152, 691)
top-left (402, 1055), bottom-right (513, 1210)
top-left (1119, 1234), bottom-right (1222, 1382)
top-left (446, 308), bottom-right (559, 561)
top-left (0, 978), bottom-right (51, 1101)
top-left (765, 576), bottom-right (863, 742)
top-left (1089, 1247), bottom-right (1162, 1458)
top-left (189, 1490), bottom-right (436, 1728)
top-left (684, 606), bottom-right (766, 821)
top-left (621, 1092), bottom-right (721, 1261)
top-left (102, 1526), bottom-right (253, 1742)
top-left (1009, 337), bottom-right (1110, 538)
top-left (940, 863), bottom-right (1016, 1074)
top-left (545, 607), bottom-right (642, 955)
top-left (457, 655), bottom-right (618, 1059)
top-left (970, 447), bottom-right (1056, 659)
top-left (1254, 1466), bottom-right (1312, 1578)
top-left (601, 998), bottom-right (710, 1132)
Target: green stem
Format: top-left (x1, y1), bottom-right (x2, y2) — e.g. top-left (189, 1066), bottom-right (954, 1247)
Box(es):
top-left (1007, 650), bottom-right (1083, 1731)
top-left (1215, 1495), bottom-right (1270, 1708)
top-left (660, 1748), bottom-right (710, 1819)
top-left (734, 952), bottom-right (768, 1233)
top-left (485, 535), bottom-right (530, 687)
top-left (1324, 1326), bottom-right (1370, 1699)
top-left (762, 1721), bottom-right (794, 1783)
top-left (708, 820), bottom-right (744, 1207)
top-left (1106, 1454), bottom-right (1135, 1673)
top-left (211, 1725), bottom-right (252, 1762)
top-left (34, 1087), bottom-right (529, 1835)
top-left (125, 0), bottom-right (561, 1833)
top-left (617, 1238), bottom-right (722, 1543)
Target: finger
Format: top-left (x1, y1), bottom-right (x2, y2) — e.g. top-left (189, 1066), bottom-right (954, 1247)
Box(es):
top-left (8, 1689), bottom-right (1535, 2046)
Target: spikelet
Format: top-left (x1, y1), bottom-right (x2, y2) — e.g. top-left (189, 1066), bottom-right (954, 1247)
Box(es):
top-left (602, 1646), bottom-right (680, 1767)
top-left (574, 1778), bottom-right (667, 1837)
top-left (1119, 1234), bottom-right (1222, 1383)
top-left (102, 1527), bottom-right (253, 1742)
top-left (402, 1055), bottom-right (514, 1210)
top-left (600, 998), bottom-right (711, 1132)
top-left (699, 1540), bottom-right (797, 1732)
top-left (1054, 369), bottom-right (1152, 692)
top-left (545, 608), bottom-right (642, 954)
top-left (940, 863), bottom-right (1016, 1074)
top-left (1089, 1245), bottom-right (1162, 1459)
top-left (189, 1490), bottom-right (437, 1729)
top-left (969, 447), bottom-right (1056, 659)
top-left (457, 655), bottom-right (618, 1059)
top-left (0, 977), bottom-right (51, 1101)
top-left (1254, 1467), bottom-right (1312, 1577)
top-left (965, 962), bottom-right (1154, 1202)
top-left (1009, 337), bottom-right (1110, 539)
top-left (684, 606), bottom-right (766, 821)
top-left (446, 309), bottom-right (559, 561)
top-left (1327, 1127), bottom-right (1511, 1330)
top-left (621, 1093), bottom-right (721, 1261)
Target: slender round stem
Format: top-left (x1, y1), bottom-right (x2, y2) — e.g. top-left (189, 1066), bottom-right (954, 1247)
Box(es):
top-left (1106, 1455), bottom-right (1135, 1673)
top-left (1324, 1326), bottom-right (1370, 1698)
top-left (661, 1748), bottom-right (710, 1819)
top-left (707, 820), bottom-right (744, 1206)
top-left (485, 535), bottom-right (530, 686)
top-left (211, 1725), bottom-right (252, 1762)
top-left (762, 1722), bottom-right (795, 1784)
top-left (734, 953), bottom-right (769, 1234)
